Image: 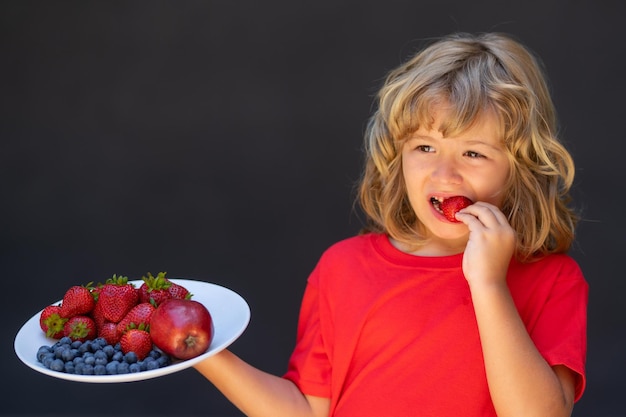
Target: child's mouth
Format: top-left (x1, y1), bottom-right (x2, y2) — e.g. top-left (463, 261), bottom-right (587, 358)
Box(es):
top-left (431, 196), bottom-right (474, 222)
top-left (430, 197), bottom-right (444, 214)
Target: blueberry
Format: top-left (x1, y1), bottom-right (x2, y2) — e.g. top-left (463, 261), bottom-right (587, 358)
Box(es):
top-left (54, 346), bottom-right (68, 359)
top-left (112, 351), bottom-right (123, 362)
top-left (94, 350), bottom-right (107, 359)
top-left (94, 364), bottom-right (107, 375)
top-left (71, 340), bottom-right (82, 349)
top-left (64, 362), bottom-right (75, 374)
top-left (94, 337), bottom-right (107, 346)
top-left (105, 361), bottom-right (119, 375)
top-left (94, 351), bottom-right (107, 365)
top-left (84, 355), bottom-right (96, 366)
top-left (124, 352), bottom-right (138, 364)
top-left (42, 355), bottom-right (55, 368)
top-left (146, 359), bottom-right (159, 370)
top-left (117, 362), bottom-right (130, 374)
top-left (78, 341), bottom-right (91, 354)
top-left (59, 337), bottom-right (72, 345)
top-left (103, 345), bottom-right (115, 358)
top-left (74, 363), bottom-right (85, 374)
top-left (129, 363), bottom-right (141, 373)
top-left (61, 348), bottom-right (76, 362)
top-left (37, 352), bottom-right (56, 366)
top-left (37, 346), bottom-right (52, 362)
top-left (49, 359), bottom-right (65, 372)
top-left (82, 364), bottom-right (94, 375)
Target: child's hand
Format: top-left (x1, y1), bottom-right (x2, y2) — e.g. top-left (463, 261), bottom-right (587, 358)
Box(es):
top-left (455, 202), bottom-right (516, 288)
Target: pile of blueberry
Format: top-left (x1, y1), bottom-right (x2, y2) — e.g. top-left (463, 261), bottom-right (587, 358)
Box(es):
top-left (36, 337), bottom-right (172, 376)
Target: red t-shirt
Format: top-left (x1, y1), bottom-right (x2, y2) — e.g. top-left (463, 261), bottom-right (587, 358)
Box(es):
top-left (283, 233), bottom-right (587, 417)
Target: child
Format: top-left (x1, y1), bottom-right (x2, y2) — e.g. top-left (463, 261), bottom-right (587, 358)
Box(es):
top-left (194, 32), bottom-right (588, 417)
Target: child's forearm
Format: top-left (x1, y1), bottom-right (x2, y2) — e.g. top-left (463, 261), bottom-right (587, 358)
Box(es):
top-left (193, 349), bottom-right (330, 417)
top-left (469, 281), bottom-right (575, 417)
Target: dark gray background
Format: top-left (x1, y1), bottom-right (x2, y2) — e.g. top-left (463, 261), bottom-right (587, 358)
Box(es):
top-left (1, 1), bottom-right (624, 416)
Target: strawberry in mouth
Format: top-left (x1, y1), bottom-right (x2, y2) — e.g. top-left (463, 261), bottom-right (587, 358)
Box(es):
top-left (431, 196), bottom-right (474, 223)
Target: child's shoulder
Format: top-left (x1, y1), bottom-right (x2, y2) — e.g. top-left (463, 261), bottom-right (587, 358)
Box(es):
top-left (510, 252), bottom-right (586, 284)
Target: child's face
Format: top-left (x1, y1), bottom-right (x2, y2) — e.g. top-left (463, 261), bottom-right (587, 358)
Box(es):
top-left (401, 106), bottom-right (510, 247)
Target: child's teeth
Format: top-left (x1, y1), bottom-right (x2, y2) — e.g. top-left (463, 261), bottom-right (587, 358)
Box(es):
top-left (431, 197), bottom-right (443, 213)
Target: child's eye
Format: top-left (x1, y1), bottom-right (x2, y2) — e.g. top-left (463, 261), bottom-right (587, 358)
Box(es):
top-left (464, 150), bottom-right (484, 158)
top-left (416, 145), bottom-right (435, 153)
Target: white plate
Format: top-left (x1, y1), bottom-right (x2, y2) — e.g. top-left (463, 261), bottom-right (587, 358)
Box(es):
top-left (14, 279), bottom-right (250, 383)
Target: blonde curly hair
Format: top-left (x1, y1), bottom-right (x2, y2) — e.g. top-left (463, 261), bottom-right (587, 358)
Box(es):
top-left (358, 32), bottom-right (577, 261)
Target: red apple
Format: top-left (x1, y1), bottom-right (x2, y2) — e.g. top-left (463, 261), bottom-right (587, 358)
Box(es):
top-left (150, 298), bottom-right (214, 360)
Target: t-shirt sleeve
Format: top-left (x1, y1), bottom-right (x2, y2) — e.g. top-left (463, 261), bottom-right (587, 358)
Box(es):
top-left (530, 259), bottom-right (588, 402)
top-left (283, 269), bottom-right (332, 398)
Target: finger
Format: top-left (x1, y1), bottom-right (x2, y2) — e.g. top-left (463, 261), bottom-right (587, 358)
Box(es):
top-left (454, 211), bottom-right (487, 231)
top-left (458, 202), bottom-right (508, 226)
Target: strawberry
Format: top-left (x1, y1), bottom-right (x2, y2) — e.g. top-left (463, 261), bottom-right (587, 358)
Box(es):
top-left (440, 196), bottom-right (473, 223)
top-left (168, 281), bottom-right (192, 300)
top-left (39, 305), bottom-right (68, 339)
top-left (91, 299), bottom-right (107, 330)
top-left (60, 285), bottom-right (96, 318)
top-left (120, 328), bottom-right (153, 360)
top-left (97, 275), bottom-right (139, 323)
top-left (139, 272), bottom-right (172, 306)
top-left (63, 315), bottom-right (97, 342)
top-left (97, 321), bottom-right (120, 345)
top-left (116, 302), bottom-right (155, 337)
top-left (90, 282), bottom-right (105, 302)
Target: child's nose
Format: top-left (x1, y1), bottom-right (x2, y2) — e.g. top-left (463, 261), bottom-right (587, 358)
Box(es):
top-left (432, 157), bottom-right (462, 185)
